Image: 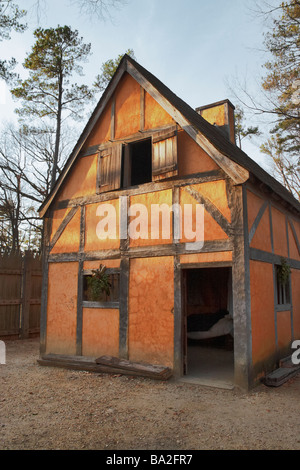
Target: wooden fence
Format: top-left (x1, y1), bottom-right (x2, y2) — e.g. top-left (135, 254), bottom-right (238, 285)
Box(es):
top-left (0, 251), bottom-right (42, 338)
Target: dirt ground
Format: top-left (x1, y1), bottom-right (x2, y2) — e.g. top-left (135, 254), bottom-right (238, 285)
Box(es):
top-left (0, 337), bottom-right (299, 451)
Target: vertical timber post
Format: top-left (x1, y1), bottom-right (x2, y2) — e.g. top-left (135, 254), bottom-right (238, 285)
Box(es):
top-left (230, 183), bottom-right (252, 390)
top-left (173, 186), bottom-right (182, 377)
top-left (76, 205), bottom-right (85, 356)
top-left (20, 251), bottom-right (31, 339)
top-left (40, 215), bottom-right (52, 355)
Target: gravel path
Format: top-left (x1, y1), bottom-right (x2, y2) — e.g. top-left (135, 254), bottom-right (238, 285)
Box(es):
top-left (0, 337), bottom-right (299, 451)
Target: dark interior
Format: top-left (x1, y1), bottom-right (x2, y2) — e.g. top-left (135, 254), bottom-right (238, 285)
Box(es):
top-left (122, 138), bottom-right (152, 187)
top-left (184, 267), bottom-right (233, 350)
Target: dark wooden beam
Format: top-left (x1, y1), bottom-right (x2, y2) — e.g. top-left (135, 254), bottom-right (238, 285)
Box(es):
top-left (248, 200), bottom-right (268, 244)
top-left (40, 216), bottom-right (52, 355)
top-left (183, 186), bottom-right (232, 237)
top-left (54, 170), bottom-right (224, 211)
top-left (119, 257), bottom-right (129, 359)
top-left (49, 206), bottom-right (78, 252)
top-left (229, 182), bottom-right (252, 390)
top-left (173, 254), bottom-right (182, 377)
top-left (250, 247), bottom-right (300, 270)
top-left (48, 239), bottom-right (233, 264)
top-left (288, 217), bottom-right (300, 256)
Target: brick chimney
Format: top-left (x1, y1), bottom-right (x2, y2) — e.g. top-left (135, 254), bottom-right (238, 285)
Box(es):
top-left (196, 99), bottom-right (236, 145)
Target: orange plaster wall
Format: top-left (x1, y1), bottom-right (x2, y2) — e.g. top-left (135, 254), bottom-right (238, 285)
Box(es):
top-left (288, 219), bottom-right (300, 261)
top-left (144, 91), bottom-right (174, 130)
top-left (115, 73), bottom-right (140, 139)
top-left (247, 190), bottom-right (266, 233)
top-left (277, 311), bottom-right (292, 351)
top-left (46, 262), bottom-right (78, 355)
top-left (128, 256), bottom-right (174, 367)
top-left (82, 308), bottom-right (119, 357)
top-left (51, 207), bottom-right (81, 254)
top-left (180, 187), bottom-right (228, 243)
top-left (293, 220), bottom-right (300, 251)
top-left (200, 104), bottom-right (224, 127)
top-left (292, 269), bottom-right (300, 339)
top-left (250, 206), bottom-right (272, 253)
top-left (129, 190), bottom-right (173, 247)
top-left (271, 206), bottom-right (288, 257)
top-left (177, 131), bottom-right (219, 176)
top-left (51, 207), bottom-right (71, 241)
top-left (56, 154), bottom-right (98, 203)
top-left (83, 99), bottom-right (112, 148)
top-left (85, 200), bottom-right (120, 252)
top-left (192, 181), bottom-right (231, 222)
top-left (250, 260), bottom-right (276, 365)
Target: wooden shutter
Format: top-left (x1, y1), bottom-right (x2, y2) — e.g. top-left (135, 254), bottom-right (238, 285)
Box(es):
top-left (97, 144), bottom-right (122, 193)
top-left (152, 127), bottom-right (178, 181)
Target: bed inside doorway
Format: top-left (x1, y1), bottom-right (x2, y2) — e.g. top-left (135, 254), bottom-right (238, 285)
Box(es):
top-left (182, 266), bottom-right (234, 386)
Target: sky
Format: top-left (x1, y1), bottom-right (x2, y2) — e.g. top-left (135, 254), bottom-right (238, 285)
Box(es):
top-left (0, 0), bottom-right (279, 170)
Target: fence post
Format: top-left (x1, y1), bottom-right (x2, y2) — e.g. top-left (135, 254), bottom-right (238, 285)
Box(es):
top-left (20, 251), bottom-right (31, 339)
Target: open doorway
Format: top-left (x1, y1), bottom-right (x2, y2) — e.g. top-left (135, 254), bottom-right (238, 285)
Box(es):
top-left (182, 266), bottom-right (234, 388)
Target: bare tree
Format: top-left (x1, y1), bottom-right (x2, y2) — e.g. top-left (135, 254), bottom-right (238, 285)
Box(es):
top-left (30, 0), bottom-right (127, 21)
top-left (0, 122), bottom-right (76, 251)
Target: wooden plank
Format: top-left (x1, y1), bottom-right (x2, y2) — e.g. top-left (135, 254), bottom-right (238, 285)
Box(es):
top-left (152, 131), bottom-right (178, 181)
top-left (0, 299), bottom-right (22, 306)
top-left (98, 144), bottom-right (122, 193)
top-left (38, 353), bottom-right (172, 380)
top-left (264, 367), bottom-right (300, 387)
top-left (0, 269), bottom-right (22, 275)
top-left (95, 355), bottom-right (172, 379)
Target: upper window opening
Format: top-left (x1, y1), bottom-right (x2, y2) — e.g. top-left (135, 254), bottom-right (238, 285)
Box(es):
top-left (122, 138), bottom-right (152, 188)
top-left (97, 126), bottom-right (178, 194)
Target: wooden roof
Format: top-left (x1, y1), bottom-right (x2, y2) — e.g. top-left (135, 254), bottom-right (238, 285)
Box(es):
top-left (39, 54), bottom-right (300, 217)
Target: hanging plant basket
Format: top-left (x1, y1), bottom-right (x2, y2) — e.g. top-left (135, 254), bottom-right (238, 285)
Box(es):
top-left (277, 258), bottom-right (291, 285)
top-left (86, 264), bottom-right (111, 301)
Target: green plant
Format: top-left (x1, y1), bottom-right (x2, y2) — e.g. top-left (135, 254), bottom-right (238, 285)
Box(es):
top-left (87, 264), bottom-right (111, 301)
top-left (277, 258), bottom-right (291, 285)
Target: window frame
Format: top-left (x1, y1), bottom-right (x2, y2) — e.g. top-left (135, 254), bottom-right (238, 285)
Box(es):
top-left (121, 137), bottom-right (153, 188)
top-left (82, 268), bottom-right (120, 309)
top-left (275, 264), bottom-right (291, 311)
top-left (96, 125), bottom-right (178, 194)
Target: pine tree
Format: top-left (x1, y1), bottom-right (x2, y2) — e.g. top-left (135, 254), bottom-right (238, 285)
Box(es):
top-left (260, 1), bottom-right (300, 198)
top-left (11, 25), bottom-right (94, 189)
